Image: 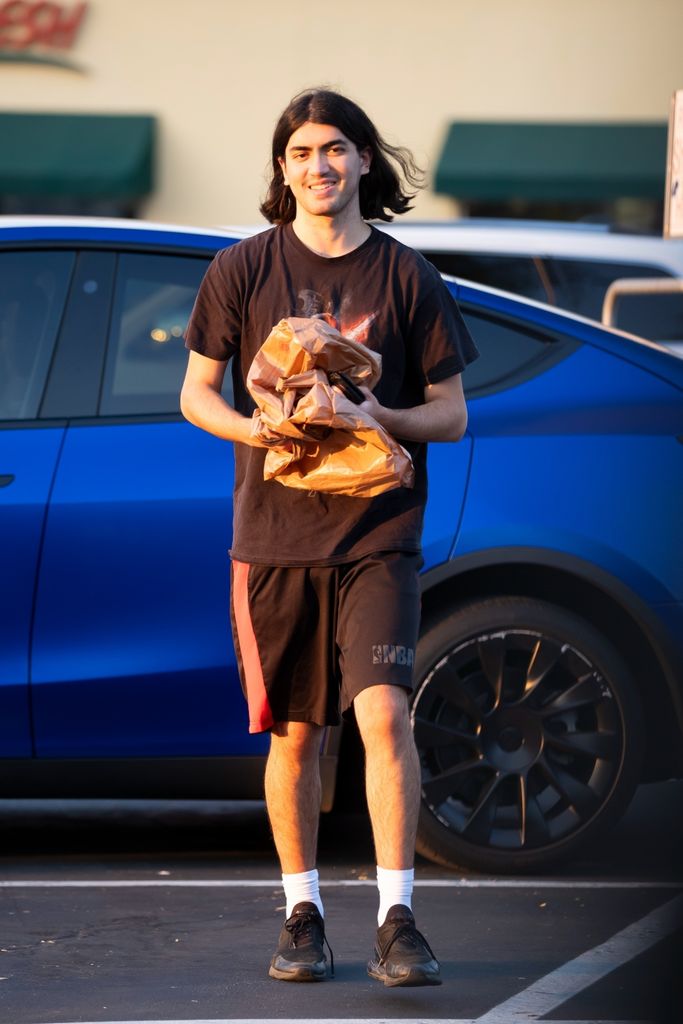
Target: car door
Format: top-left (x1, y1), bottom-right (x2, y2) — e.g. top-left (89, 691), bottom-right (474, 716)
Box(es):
top-left (418, 280), bottom-right (476, 567)
top-left (31, 247), bottom-right (266, 759)
top-left (0, 249), bottom-right (75, 757)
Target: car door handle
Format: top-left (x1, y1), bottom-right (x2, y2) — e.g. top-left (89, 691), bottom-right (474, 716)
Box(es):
top-left (0, 475), bottom-right (15, 488)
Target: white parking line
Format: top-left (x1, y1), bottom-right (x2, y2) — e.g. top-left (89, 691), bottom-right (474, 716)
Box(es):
top-left (0, 878), bottom-right (680, 888)
top-left (476, 891), bottom-right (683, 1022)
top-left (28, 1018), bottom-right (656, 1024)
top-left (32, 1020), bottom-right (477, 1024)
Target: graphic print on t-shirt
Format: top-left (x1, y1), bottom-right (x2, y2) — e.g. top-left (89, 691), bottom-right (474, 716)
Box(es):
top-left (295, 289), bottom-right (377, 344)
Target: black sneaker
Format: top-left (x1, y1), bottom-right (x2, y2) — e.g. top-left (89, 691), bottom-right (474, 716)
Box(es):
top-left (367, 904), bottom-right (441, 987)
top-left (268, 902), bottom-right (333, 982)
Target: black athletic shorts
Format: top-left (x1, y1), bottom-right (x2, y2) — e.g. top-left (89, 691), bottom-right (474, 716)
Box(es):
top-left (230, 551), bottom-right (422, 733)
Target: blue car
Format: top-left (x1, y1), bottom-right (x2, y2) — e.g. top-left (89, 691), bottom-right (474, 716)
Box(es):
top-left (2, 216), bottom-right (682, 873)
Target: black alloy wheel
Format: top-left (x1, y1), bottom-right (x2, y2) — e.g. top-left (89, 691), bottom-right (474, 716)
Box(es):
top-left (412, 597), bottom-right (643, 873)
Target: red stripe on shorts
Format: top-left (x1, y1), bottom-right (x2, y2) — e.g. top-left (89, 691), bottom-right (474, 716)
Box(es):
top-left (232, 560), bottom-right (275, 733)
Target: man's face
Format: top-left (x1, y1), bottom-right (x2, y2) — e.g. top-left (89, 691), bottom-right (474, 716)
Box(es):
top-left (278, 122), bottom-right (371, 221)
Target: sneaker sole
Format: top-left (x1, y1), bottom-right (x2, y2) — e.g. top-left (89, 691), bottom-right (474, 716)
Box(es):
top-left (367, 960), bottom-right (441, 987)
top-left (269, 960), bottom-right (327, 982)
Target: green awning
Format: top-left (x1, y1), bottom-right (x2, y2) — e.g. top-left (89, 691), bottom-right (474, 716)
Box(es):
top-left (0, 112), bottom-right (156, 198)
top-left (434, 122), bottom-right (667, 201)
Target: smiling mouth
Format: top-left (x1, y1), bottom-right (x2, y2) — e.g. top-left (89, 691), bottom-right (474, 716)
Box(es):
top-left (309, 181), bottom-right (337, 191)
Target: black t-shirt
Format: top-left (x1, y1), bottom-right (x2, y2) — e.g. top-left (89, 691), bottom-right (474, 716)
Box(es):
top-left (185, 223), bottom-right (478, 566)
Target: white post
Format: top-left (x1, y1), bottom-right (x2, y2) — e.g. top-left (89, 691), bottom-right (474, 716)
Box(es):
top-left (664, 89), bottom-right (683, 238)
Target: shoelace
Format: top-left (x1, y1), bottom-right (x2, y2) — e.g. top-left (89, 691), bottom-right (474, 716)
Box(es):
top-left (286, 912), bottom-right (335, 976)
top-left (378, 920), bottom-right (436, 966)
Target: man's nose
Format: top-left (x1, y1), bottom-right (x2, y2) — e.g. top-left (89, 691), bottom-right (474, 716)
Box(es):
top-left (310, 149), bottom-right (330, 174)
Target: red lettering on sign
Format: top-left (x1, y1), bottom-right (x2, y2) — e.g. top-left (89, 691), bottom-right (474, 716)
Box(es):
top-left (0, 2), bottom-right (31, 50)
top-left (0, 0), bottom-right (87, 50)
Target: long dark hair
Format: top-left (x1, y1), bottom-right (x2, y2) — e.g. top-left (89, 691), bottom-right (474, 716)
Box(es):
top-left (260, 88), bottom-right (424, 224)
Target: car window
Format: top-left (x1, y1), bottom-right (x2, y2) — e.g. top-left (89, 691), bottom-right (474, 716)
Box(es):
top-left (100, 253), bottom-right (212, 416)
top-left (547, 258), bottom-right (671, 324)
top-left (0, 250), bottom-right (75, 420)
top-left (460, 307), bottom-right (579, 398)
top-left (613, 291), bottom-right (683, 343)
top-left (423, 252), bottom-right (549, 304)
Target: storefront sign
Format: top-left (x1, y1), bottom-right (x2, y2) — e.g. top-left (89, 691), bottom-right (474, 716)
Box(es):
top-left (0, 1), bottom-right (88, 70)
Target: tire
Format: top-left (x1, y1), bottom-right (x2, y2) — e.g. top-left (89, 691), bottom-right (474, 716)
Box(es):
top-left (412, 596), bottom-right (643, 873)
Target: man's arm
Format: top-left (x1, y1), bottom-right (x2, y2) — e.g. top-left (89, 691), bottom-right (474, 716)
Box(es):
top-left (180, 350), bottom-right (261, 446)
top-left (355, 374), bottom-right (468, 443)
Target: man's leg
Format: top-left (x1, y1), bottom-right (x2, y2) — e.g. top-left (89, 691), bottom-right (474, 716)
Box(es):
top-left (336, 553), bottom-right (423, 874)
top-left (353, 684), bottom-right (420, 871)
top-left (265, 720), bottom-right (324, 875)
top-left (354, 684), bottom-right (441, 987)
top-left (265, 720), bottom-right (331, 982)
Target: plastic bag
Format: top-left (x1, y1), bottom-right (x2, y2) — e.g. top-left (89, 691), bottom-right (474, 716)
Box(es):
top-left (247, 317), bottom-right (414, 497)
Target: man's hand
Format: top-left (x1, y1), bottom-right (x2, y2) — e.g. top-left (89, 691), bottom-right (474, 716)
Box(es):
top-left (354, 375), bottom-right (468, 443)
top-left (181, 350), bottom-right (264, 446)
top-left (356, 385), bottom-right (383, 421)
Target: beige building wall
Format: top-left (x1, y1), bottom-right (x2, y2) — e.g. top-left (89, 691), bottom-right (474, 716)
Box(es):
top-left (2, 0), bottom-right (682, 226)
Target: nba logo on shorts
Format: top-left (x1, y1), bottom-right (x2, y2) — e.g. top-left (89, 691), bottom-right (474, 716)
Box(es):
top-left (372, 644), bottom-right (414, 666)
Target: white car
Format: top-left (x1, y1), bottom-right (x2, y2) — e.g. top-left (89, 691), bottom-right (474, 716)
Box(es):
top-left (375, 220), bottom-right (683, 356)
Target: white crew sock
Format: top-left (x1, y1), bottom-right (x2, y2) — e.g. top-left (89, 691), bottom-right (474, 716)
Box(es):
top-left (377, 865), bottom-right (414, 925)
top-left (282, 868), bottom-right (324, 918)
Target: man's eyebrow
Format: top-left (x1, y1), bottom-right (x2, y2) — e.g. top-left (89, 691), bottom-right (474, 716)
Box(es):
top-left (288, 138), bottom-right (348, 153)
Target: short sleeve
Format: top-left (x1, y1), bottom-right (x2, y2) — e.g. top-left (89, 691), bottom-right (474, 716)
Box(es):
top-left (184, 248), bottom-right (242, 361)
top-left (408, 263), bottom-right (479, 386)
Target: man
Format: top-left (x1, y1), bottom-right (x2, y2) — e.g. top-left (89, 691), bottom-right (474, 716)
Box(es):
top-left (181, 88), bottom-right (478, 986)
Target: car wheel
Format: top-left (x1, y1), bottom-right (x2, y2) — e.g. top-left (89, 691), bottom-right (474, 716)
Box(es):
top-left (412, 596), bottom-right (643, 873)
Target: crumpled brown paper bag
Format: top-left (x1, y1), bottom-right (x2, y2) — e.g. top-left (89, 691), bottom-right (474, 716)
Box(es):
top-left (246, 317), bottom-right (414, 497)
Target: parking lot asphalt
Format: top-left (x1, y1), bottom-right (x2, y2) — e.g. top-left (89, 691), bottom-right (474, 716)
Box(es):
top-left (0, 781), bottom-right (682, 1024)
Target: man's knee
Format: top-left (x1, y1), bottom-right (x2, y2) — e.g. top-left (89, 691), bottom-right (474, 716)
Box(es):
top-left (354, 684), bottom-right (412, 747)
top-left (270, 721), bottom-right (324, 762)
